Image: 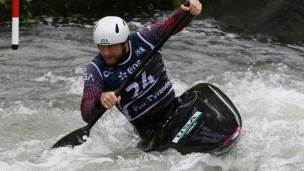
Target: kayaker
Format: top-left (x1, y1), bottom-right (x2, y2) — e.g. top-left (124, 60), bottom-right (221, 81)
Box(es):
top-left (80, 0), bottom-right (202, 151)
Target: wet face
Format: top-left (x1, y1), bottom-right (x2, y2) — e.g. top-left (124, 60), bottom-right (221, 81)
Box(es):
top-left (98, 41), bottom-right (128, 66)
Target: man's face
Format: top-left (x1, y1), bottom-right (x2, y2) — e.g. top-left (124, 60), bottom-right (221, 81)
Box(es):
top-left (98, 43), bottom-right (125, 66)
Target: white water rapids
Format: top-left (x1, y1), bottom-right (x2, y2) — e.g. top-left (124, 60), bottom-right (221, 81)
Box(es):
top-left (0, 11), bottom-right (303, 171)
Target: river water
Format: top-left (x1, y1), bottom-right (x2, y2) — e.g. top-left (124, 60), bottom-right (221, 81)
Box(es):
top-left (1, 11), bottom-right (304, 171)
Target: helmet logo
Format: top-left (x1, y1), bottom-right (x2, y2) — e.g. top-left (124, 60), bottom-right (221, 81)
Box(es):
top-left (100, 39), bottom-right (110, 45)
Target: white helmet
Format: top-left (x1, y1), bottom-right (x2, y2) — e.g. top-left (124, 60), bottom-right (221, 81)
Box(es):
top-left (93, 16), bottom-right (130, 45)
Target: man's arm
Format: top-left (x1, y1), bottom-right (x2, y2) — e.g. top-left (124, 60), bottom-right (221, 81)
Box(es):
top-left (139, 0), bottom-right (202, 45)
top-left (139, 9), bottom-right (194, 46)
top-left (80, 62), bottom-right (104, 123)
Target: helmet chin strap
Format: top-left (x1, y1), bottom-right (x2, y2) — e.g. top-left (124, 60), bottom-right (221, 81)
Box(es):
top-left (118, 38), bottom-right (130, 63)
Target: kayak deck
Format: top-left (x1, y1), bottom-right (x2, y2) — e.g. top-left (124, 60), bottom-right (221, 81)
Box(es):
top-left (152, 83), bottom-right (242, 155)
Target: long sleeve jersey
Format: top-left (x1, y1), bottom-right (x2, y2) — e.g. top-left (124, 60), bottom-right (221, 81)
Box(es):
top-left (81, 9), bottom-right (194, 123)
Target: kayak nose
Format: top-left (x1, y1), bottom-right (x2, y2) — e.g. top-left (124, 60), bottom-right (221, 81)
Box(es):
top-left (224, 126), bottom-right (242, 146)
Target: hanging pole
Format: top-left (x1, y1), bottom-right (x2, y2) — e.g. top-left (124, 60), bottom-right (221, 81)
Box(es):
top-left (12, 0), bottom-right (19, 50)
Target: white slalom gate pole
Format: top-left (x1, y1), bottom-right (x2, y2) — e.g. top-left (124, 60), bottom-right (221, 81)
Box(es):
top-left (12, 0), bottom-right (19, 50)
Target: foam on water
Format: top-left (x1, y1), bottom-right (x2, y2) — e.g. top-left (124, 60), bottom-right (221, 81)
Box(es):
top-left (30, 72), bottom-right (304, 171)
top-left (208, 68), bottom-right (304, 171)
top-left (33, 70), bottom-right (84, 95)
top-left (1, 61), bottom-right (304, 171)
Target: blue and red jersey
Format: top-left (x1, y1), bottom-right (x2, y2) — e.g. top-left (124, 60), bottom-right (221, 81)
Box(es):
top-left (81, 9), bottom-right (194, 123)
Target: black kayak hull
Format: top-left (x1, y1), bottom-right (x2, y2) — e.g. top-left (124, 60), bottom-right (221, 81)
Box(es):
top-left (150, 83), bottom-right (242, 155)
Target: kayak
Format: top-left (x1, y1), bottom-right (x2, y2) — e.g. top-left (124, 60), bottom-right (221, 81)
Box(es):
top-left (51, 83), bottom-right (242, 156)
top-left (136, 83), bottom-right (242, 155)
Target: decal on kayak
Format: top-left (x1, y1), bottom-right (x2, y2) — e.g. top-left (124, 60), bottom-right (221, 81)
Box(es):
top-left (172, 111), bottom-right (203, 143)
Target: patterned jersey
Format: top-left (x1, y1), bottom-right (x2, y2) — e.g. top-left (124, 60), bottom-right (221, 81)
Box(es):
top-left (81, 9), bottom-right (194, 122)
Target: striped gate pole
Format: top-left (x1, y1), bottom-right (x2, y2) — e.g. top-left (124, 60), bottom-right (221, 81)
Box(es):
top-left (12, 0), bottom-right (19, 50)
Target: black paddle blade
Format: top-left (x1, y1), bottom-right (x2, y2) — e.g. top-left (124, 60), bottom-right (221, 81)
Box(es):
top-left (51, 125), bottom-right (90, 149)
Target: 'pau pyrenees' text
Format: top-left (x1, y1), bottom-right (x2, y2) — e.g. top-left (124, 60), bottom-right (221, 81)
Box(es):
top-left (132, 81), bottom-right (171, 112)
